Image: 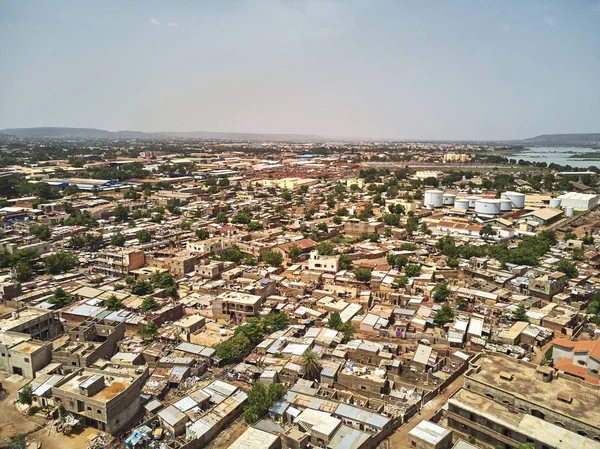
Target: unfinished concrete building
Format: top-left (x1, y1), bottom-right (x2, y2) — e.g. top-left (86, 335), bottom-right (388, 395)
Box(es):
top-left (53, 319), bottom-right (125, 368)
top-left (50, 366), bottom-right (148, 434)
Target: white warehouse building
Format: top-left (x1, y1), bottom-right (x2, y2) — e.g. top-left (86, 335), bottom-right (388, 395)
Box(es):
top-left (557, 192), bottom-right (600, 211)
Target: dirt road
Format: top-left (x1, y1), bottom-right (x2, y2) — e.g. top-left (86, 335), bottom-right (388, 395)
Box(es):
top-left (382, 374), bottom-right (465, 449)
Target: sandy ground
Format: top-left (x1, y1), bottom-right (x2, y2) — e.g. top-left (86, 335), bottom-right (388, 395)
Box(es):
top-left (382, 373), bottom-right (465, 449)
top-left (203, 414), bottom-right (248, 449)
top-left (0, 374), bottom-right (102, 449)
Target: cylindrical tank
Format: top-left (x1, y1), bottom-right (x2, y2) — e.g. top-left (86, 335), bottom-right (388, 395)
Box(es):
top-left (443, 193), bottom-right (456, 206)
top-left (426, 203), bottom-right (434, 210)
top-left (565, 206), bottom-right (574, 217)
top-left (549, 198), bottom-right (561, 208)
top-left (424, 190), bottom-right (443, 208)
top-left (415, 201), bottom-right (421, 209)
top-left (501, 191), bottom-right (526, 209)
top-left (475, 199), bottom-right (502, 215)
top-left (465, 196), bottom-right (480, 208)
top-left (500, 199), bottom-right (513, 212)
top-left (455, 199), bottom-right (469, 210)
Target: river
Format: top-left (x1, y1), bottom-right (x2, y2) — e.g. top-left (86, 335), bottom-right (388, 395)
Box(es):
top-left (512, 146), bottom-right (600, 168)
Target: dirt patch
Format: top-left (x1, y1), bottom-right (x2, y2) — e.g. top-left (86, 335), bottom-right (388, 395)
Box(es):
top-left (94, 382), bottom-right (125, 401)
top-left (203, 415), bottom-right (248, 449)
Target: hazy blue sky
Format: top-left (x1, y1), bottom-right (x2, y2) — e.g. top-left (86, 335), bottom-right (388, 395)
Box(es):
top-left (1, 0), bottom-right (599, 140)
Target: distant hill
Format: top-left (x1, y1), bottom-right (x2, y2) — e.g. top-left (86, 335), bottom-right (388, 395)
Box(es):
top-left (1, 127), bottom-right (599, 145)
top-left (520, 133), bottom-right (600, 147)
top-left (0, 127), bottom-right (329, 142)
top-left (0, 127), bottom-right (157, 139)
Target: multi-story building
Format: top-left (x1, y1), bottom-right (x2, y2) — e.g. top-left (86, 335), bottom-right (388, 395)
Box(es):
top-left (147, 253), bottom-right (199, 278)
top-left (212, 291), bottom-right (263, 319)
top-left (52, 318), bottom-right (125, 368)
top-left (49, 366), bottom-right (148, 434)
top-left (93, 248), bottom-right (145, 277)
top-left (343, 219), bottom-right (384, 237)
top-left (0, 307), bottom-right (63, 341)
top-left (0, 333), bottom-right (52, 378)
top-left (445, 352), bottom-right (600, 448)
top-left (308, 250), bottom-right (340, 273)
top-left (527, 272), bottom-right (567, 301)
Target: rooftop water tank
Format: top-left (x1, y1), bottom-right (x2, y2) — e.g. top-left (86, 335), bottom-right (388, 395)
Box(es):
top-left (565, 206), bottom-right (574, 217)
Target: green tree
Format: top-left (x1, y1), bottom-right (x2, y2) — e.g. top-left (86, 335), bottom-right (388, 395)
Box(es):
top-left (221, 245), bottom-right (244, 264)
top-left (141, 296), bottom-right (159, 313)
top-left (132, 280), bottom-right (154, 296)
top-left (432, 281), bottom-right (452, 302)
top-left (479, 224), bottom-right (497, 240)
top-left (281, 189), bottom-right (292, 201)
top-left (300, 349), bottom-right (322, 381)
top-left (354, 267), bottom-right (372, 283)
top-left (32, 225), bottom-right (51, 241)
top-left (263, 312), bottom-right (289, 332)
top-left (17, 384), bottom-right (33, 406)
top-left (247, 221), bottom-right (264, 231)
top-left (262, 250), bottom-right (283, 267)
top-left (563, 232), bottom-right (577, 241)
top-left (328, 311), bottom-right (343, 330)
top-left (44, 252), bottom-right (78, 274)
top-left (114, 204), bottom-right (129, 222)
top-left (138, 321), bottom-right (158, 339)
top-left (16, 262), bottom-right (33, 282)
top-left (435, 236), bottom-right (458, 258)
top-left (104, 294), bottom-right (123, 311)
top-left (514, 303), bottom-right (529, 322)
top-left (555, 259), bottom-right (579, 279)
top-left (339, 254), bottom-right (352, 270)
top-left (433, 304), bottom-right (455, 326)
top-left (316, 241), bottom-right (335, 256)
top-left (179, 220), bottom-right (192, 230)
top-left (196, 228), bottom-right (210, 240)
top-left (48, 287), bottom-right (72, 307)
top-left (288, 244), bottom-right (302, 262)
top-left (340, 322), bottom-right (356, 341)
top-left (215, 212), bottom-right (228, 224)
top-left (110, 233), bottom-right (126, 247)
top-left (333, 216), bottom-right (342, 225)
top-left (404, 264), bottom-right (422, 278)
top-left (136, 229), bottom-right (151, 243)
top-left (392, 275), bottom-right (409, 289)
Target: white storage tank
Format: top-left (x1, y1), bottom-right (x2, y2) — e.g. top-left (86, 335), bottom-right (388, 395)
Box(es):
top-left (415, 201), bottom-right (421, 209)
top-left (501, 191), bottom-right (526, 209)
top-left (455, 199), bottom-right (469, 210)
top-left (443, 193), bottom-right (456, 206)
top-left (549, 198), bottom-right (561, 208)
top-left (424, 189), bottom-right (443, 208)
top-left (565, 206), bottom-right (574, 217)
top-left (465, 196), bottom-right (480, 208)
top-left (475, 199), bottom-right (502, 215)
top-left (500, 199), bottom-right (513, 212)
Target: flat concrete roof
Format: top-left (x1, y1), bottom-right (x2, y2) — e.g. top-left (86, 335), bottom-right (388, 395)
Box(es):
top-left (467, 352), bottom-right (600, 429)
